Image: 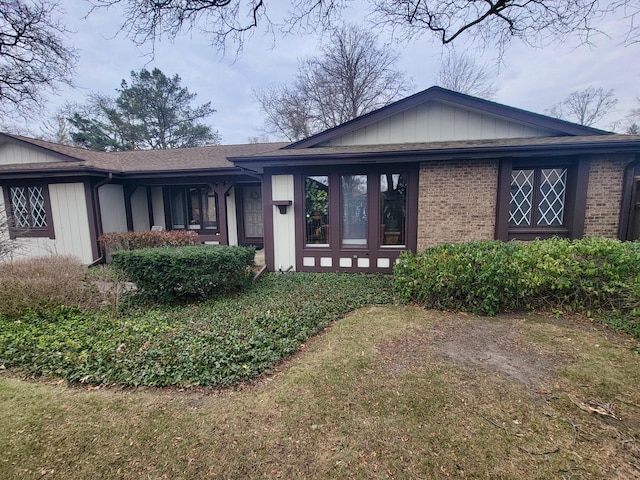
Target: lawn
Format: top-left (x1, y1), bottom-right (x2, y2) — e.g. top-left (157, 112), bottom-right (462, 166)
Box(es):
top-left (2, 305), bottom-right (639, 479)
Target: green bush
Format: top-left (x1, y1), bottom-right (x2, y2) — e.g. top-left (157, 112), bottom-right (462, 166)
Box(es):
top-left (393, 238), bottom-right (640, 320)
top-left (111, 245), bottom-right (256, 304)
top-left (0, 273), bottom-right (393, 387)
top-left (100, 230), bottom-right (200, 253)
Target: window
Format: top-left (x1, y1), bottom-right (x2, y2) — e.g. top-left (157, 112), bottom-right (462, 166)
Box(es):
top-left (300, 169), bottom-right (413, 250)
top-left (497, 158), bottom-right (588, 241)
top-left (168, 186), bottom-right (218, 231)
top-left (380, 173), bottom-right (407, 246)
top-left (341, 174), bottom-right (368, 248)
top-left (509, 168), bottom-right (567, 227)
top-left (305, 176), bottom-right (329, 245)
top-left (3, 184), bottom-right (53, 238)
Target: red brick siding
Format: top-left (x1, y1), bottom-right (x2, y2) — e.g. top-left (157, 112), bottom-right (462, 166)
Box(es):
top-left (584, 154), bottom-right (635, 238)
top-left (417, 160), bottom-right (499, 250)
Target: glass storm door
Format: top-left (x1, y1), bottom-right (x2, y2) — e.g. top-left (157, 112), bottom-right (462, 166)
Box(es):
top-left (239, 184), bottom-right (264, 247)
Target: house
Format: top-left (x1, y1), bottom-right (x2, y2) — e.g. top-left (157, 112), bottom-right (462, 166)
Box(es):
top-left (0, 138), bottom-right (286, 263)
top-left (2, 87), bottom-right (640, 272)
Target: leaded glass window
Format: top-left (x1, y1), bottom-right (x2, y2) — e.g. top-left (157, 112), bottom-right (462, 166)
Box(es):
top-left (509, 168), bottom-right (567, 228)
top-left (538, 168), bottom-right (567, 226)
top-left (9, 186), bottom-right (48, 229)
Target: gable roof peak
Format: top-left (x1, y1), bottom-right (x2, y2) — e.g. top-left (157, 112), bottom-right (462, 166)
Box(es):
top-left (285, 86), bottom-right (611, 149)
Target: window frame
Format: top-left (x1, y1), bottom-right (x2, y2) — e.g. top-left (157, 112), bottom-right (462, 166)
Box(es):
top-left (2, 182), bottom-right (55, 239)
top-left (165, 185), bottom-right (219, 233)
top-left (496, 157), bottom-right (590, 241)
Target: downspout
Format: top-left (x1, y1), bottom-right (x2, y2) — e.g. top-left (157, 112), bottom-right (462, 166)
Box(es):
top-left (91, 173), bottom-right (113, 263)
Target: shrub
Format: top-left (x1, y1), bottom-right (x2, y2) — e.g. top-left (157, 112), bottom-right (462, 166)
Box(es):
top-left (393, 241), bottom-right (521, 316)
top-left (0, 256), bottom-right (104, 318)
top-left (0, 273), bottom-right (394, 387)
top-left (111, 245), bottom-right (256, 304)
top-left (99, 230), bottom-right (200, 253)
top-left (393, 237), bottom-right (640, 319)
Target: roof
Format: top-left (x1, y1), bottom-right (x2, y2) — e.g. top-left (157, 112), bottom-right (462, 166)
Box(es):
top-left (0, 133), bottom-right (288, 177)
top-left (286, 86), bottom-right (611, 149)
top-left (231, 134), bottom-right (640, 170)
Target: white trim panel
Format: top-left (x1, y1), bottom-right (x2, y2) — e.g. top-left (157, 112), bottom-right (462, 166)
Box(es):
top-left (272, 175), bottom-right (296, 271)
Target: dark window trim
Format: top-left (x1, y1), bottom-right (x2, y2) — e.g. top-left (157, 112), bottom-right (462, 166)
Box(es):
top-left (292, 164), bottom-right (418, 272)
top-left (2, 182), bottom-right (55, 239)
top-left (235, 182), bottom-right (264, 248)
top-left (496, 156), bottom-right (589, 241)
top-left (163, 185), bottom-right (220, 235)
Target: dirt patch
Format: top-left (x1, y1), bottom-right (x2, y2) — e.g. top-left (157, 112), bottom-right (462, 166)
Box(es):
top-left (378, 311), bottom-right (571, 392)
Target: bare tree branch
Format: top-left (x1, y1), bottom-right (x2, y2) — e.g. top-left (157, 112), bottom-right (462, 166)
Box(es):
top-left (0, 0), bottom-right (77, 118)
top-left (85, 0), bottom-right (640, 52)
top-left (546, 86), bottom-right (618, 127)
top-left (254, 24), bottom-right (411, 141)
top-left (436, 51), bottom-right (500, 99)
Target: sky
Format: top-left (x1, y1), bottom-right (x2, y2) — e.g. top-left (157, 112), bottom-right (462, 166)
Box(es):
top-left (9, 1), bottom-right (640, 144)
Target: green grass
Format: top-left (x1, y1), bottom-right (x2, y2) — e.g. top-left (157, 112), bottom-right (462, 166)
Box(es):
top-left (1, 307), bottom-right (639, 479)
top-left (0, 273), bottom-right (393, 387)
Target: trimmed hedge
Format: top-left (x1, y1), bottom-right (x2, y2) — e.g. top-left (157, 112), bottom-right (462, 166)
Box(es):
top-left (112, 245), bottom-right (255, 304)
top-left (393, 237), bottom-right (640, 318)
top-left (100, 230), bottom-right (200, 252)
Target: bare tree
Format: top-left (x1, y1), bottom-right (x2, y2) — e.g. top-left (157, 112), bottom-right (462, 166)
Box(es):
top-left (254, 24), bottom-right (411, 141)
top-left (88, 0), bottom-right (640, 53)
top-left (0, 0), bottom-right (77, 117)
top-left (436, 52), bottom-right (499, 99)
top-left (546, 87), bottom-right (618, 127)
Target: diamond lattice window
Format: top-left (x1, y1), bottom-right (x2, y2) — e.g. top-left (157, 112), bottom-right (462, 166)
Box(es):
top-left (537, 169), bottom-right (567, 226)
top-left (509, 168), bottom-right (568, 229)
top-left (509, 169), bottom-right (534, 226)
top-left (9, 186), bottom-right (48, 230)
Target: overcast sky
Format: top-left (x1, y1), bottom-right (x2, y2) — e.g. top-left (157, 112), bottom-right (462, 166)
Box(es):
top-left (11, 1), bottom-right (640, 144)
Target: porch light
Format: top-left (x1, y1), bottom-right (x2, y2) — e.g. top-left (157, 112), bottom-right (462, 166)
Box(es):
top-left (273, 200), bottom-right (292, 214)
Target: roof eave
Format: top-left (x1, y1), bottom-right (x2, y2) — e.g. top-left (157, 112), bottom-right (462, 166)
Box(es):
top-left (231, 139), bottom-right (640, 170)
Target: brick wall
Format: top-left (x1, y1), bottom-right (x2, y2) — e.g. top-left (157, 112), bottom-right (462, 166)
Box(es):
top-left (417, 159), bottom-right (499, 250)
top-left (584, 153), bottom-right (635, 238)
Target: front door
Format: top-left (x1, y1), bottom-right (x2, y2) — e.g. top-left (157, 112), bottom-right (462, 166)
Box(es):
top-left (237, 184), bottom-right (264, 248)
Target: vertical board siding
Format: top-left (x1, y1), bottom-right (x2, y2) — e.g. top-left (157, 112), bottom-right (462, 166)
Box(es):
top-left (49, 183), bottom-right (94, 263)
top-left (324, 101), bottom-right (554, 146)
top-left (131, 187), bottom-right (150, 231)
top-left (150, 187), bottom-right (166, 228)
top-left (0, 183), bottom-right (94, 263)
top-left (0, 143), bottom-right (69, 165)
top-left (98, 184), bottom-right (127, 233)
top-left (227, 186), bottom-right (238, 246)
top-left (271, 175), bottom-right (296, 271)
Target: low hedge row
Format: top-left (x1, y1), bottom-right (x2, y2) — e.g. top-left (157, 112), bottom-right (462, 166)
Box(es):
top-left (112, 245), bottom-right (255, 304)
top-left (393, 237), bottom-right (640, 318)
top-left (100, 230), bottom-right (200, 252)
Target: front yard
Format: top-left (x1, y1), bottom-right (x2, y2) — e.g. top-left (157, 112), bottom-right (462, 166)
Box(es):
top-left (2, 306), bottom-right (639, 478)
